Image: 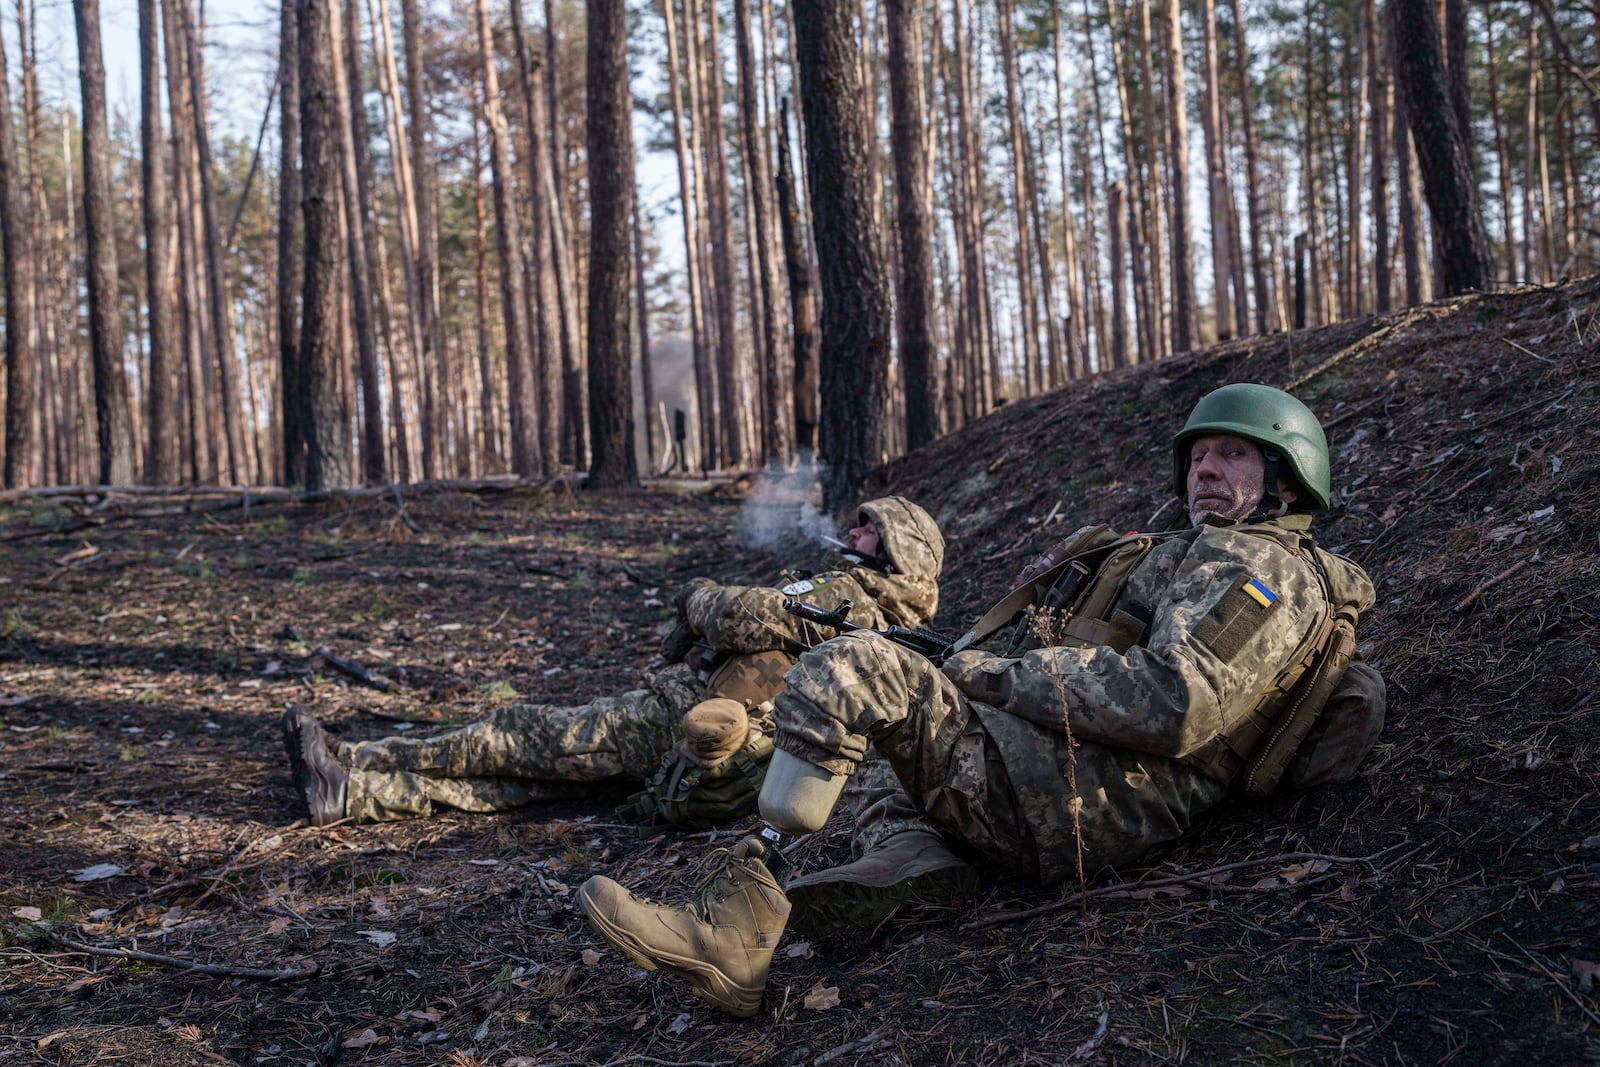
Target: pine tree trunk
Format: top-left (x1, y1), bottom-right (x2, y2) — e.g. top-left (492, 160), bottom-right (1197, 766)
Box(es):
top-left (663, 0), bottom-right (717, 470)
top-left (697, 0), bottom-right (744, 469)
top-left (137, 0), bottom-right (177, 483)
top-left (469, 87), bottom-right (500, 468)
top-left (1445, 0), bottom-right (1472, 175)
top-left (74, 0), bottom-right (137, 484)
top-left (1392, 0), bottom-right (1492, 294)
top-left (793, 0), bottom-right (892, 513)
top-left (886, 0), bottom-right (939, 448)
top-left (584, 0), bottom-right (639, 490)
top-left (543, 0), bottom-right (587, 469)
top-left (1198, 0), bottom-right (1234, 341)
top-left (471, 0), bottom-right (536, 475)
top-left (951, 0), bottom-right (995, 410)
top-left (509, 0), bottom-right (564, 475)
top-left (1134, 0), bottom-right (1168, 359)
top-left (1107, 179), bottom-right (1128, 369)
top-left (735, 0), bottom-right (793, 465)
top-left (1160, 0), bottom-right (1194, 353)
top-left (633, 183), bottom-right (655, 471)
top-left (1367, 0), bottom-right (1392, 313)
top-left (1349, 0), bottom-right (1370, 317)
top-left (996, 0), bottom-right (1042, 394)
top-left (776, 97), bottom-right (819, 453)
top-left (399, 0), bottom-right (441, 478)
top-left (299, 0), bottom-right (356, 488)
top-left (0, 13), bottom-right (36, 487)
top-left (1388, 0), bottom-right (1427, 306)
top-left (176, 0), bottom-right (249, 483)
top-left (328, 0), bottom-right (384, 483)
top-left (278, 0), bottom-right (304, 485)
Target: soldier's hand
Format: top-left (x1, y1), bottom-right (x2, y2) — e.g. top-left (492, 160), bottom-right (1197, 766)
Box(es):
top-left (672, 576), bottom-right (718, 618)
top-left (660, 621), bottom-right (698, 663)
top-left (1015, 538), bottom-right (1077, 587)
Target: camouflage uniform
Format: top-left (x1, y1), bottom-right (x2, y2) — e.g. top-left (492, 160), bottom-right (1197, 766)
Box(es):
top-left (771, 513), bottom-right (1376, 884)
top-left (341, 497), bottom-right (945, 823)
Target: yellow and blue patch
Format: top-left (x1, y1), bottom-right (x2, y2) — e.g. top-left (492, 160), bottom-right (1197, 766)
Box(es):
top-left (1243, 577), bottom-right (1278, 608)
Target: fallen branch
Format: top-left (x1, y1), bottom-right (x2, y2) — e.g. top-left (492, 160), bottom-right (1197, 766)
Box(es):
top-left (311, 646), bottom-right (395, 691)
top-left (1281, 306), bottom-right (1438, 391)
top-left (964, 842), bottom-right (1415, 931)
top-left (1454, 552), bottom-right (1539, 614)
top-left (49, 933), bottom-right (318, 981)
top-left (814, 1028), bottom-right (889, 1065)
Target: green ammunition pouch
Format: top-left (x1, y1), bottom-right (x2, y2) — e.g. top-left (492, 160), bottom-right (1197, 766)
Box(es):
top-left (619, 730), bottom-right (775, 834)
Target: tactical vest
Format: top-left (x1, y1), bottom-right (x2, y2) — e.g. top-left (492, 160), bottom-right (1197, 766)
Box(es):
top-left (1004, 521), bottom-right (1373, 797)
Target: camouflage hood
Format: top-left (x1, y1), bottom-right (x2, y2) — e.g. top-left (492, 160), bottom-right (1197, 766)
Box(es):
top-left (836, 496), bottom-right (945, 628)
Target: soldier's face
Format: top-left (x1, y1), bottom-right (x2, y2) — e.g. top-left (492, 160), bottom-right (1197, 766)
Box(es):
top-left (1187, 434), bottom-right (1268, 524)
top-left (845, 522), bottom-right (881, 557)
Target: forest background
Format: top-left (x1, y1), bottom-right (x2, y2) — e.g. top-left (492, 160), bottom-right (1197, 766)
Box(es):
top-left (0, 0), bottom-right (1596, 509)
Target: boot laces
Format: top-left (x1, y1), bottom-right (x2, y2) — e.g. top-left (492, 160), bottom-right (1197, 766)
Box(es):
top-left (685, 846), bottom-right (751, 914)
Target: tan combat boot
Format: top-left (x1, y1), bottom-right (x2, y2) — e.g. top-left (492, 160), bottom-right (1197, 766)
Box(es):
top-left (785, 827), bottom-right (979, 936)
top-left (577, 836), bottom-right (790, 1017)
top-left (282, 705), bottom-right (348, 827)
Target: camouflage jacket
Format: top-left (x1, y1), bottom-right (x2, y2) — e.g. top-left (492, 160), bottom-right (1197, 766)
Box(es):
top-left (939, 514), bottom-right (1376, 880)
top-left (684, 495), bottom-right (944, 657)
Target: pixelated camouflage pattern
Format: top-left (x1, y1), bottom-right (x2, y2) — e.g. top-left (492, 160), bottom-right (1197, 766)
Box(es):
top-left (343, 664), bottom-right (701, 822)
top-left (772, 516), bottom-right (1375, 884)
top-left (338, 500), bottom-right (945, 824)
top-left (684, 497), bottom-right (943, 655)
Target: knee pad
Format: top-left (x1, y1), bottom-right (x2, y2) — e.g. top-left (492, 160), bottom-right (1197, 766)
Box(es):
top-left (759, 748), bottom-right (846, 833)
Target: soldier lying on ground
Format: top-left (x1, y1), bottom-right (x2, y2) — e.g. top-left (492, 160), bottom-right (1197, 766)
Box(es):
top-left (281, 496), bottom-right (946, 827)
top-left (577, 383), bottom-right (1388, 1017)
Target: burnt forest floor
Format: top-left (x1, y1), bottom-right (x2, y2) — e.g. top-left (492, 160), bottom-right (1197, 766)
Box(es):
top-left (3, 274), bottom-right (1599, 1066)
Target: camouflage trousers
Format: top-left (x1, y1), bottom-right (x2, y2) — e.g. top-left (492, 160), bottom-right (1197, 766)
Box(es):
top-left (342, 664), bottom-right (703, 823)
top-left (772, 632), bottom-right (1228, 885)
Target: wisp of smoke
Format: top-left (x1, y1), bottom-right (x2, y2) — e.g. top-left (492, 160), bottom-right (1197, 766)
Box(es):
top-left (735, 453), bottom-right (837, 557)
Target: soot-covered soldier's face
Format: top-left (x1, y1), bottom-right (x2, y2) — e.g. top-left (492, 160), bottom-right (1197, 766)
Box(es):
top-left (845, 521), bottom-right (881, 557)
top-left (1187, 433), bottom-right (1268, 524)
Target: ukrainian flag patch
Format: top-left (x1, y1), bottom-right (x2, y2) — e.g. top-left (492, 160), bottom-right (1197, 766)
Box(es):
top-left (1243, 578), bottom-right (1277, 608)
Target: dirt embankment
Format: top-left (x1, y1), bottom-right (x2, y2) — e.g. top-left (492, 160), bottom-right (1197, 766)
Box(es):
top-left (1, 276), bottom-right (1596, 1065)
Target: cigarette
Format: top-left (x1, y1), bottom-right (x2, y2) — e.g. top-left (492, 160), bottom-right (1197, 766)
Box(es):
top-left (820, 535), bottom-right (849, 549)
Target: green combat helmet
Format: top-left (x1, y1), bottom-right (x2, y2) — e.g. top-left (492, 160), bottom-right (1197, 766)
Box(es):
top-left (1171, 383), bottom-right (1333, 512)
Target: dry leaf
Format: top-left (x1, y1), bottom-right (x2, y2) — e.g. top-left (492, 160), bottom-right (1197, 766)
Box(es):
top-left (631, 1013), bottom-right (648, 1031)
top-left (804, 985), bottom-right (841, 1011)
top-left (359, 930), bottom-right (397, 948)
top-left (666, 1013), bottom-right (693, 1035)
top-left (785, 941), bottom-right (813, 958)
top-left (12, 906), bottom-right (42, 921)
top-left (581, 948), bottom-right (602, 966)
top-left (341, 1029), bottom-right (380, 1049)
top-left (265, 916), bottom-right (292, 935)
top-left (1278, 860), bottom-right (1331, 884)
top-left (71, 863), bottom-right (124, 882)
top-left (1572, 959), bottom-right (1600, 993)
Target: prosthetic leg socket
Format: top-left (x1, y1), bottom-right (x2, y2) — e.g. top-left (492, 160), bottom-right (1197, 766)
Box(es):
top-left (758, 748), bottom-right (846, 833)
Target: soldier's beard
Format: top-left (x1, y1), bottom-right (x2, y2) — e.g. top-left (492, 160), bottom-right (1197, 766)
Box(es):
top-left (1188, 481), bottom-right (1265, 526)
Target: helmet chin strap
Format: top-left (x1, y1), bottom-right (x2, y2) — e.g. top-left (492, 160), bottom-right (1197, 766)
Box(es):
top-left (1244, 448), bottom-right (1290, 523)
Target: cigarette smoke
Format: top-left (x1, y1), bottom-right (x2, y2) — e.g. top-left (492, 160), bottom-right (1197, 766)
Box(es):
top-left (735, 453), bottom-right (838, 558)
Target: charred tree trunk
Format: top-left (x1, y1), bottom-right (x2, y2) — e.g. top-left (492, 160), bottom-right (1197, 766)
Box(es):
top-left (74, 0), bottom-right (137, 484)
top-left (298, 0), bottom-right (356, 488)
top-left (1392, 0), bottom-right (1493, 293)
top-left (793, 0), bottom-right (891, 513)
top-left (886, 0), bottom-right (938, 449)
top-left (585, 0), bottom-right (639, 490)
top-left (777, 97), bottom-right (818, 454)
top-left (1367, 0), bottom-right (1392, 313)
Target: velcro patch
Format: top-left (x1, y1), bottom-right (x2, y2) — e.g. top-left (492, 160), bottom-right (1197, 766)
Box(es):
top-left (780, 575), bottom-right (831, 597)
top-left (1194, 575), bottom-right (1279, 661)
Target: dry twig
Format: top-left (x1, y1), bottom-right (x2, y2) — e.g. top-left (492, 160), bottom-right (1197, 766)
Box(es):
top-left (49, 933), bottom-right (319, 981)
top-left (965, 842), bottom-right (1414, 930)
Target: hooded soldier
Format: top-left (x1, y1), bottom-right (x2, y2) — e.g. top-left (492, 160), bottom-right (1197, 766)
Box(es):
top-left (577, 384), bottom-right (1386, 1018)
top-left (282, 496), bottom-right (945, 826)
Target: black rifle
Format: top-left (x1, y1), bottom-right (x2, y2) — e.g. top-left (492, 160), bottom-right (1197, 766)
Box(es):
top-left (782, 597), bottom-right (956, 665)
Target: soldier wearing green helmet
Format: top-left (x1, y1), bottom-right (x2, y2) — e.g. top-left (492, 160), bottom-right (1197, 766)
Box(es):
top-left (577, 385), bottom-right (1385, 1019)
